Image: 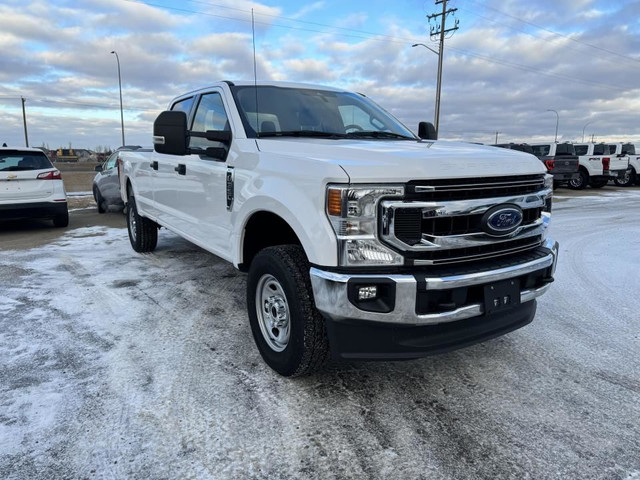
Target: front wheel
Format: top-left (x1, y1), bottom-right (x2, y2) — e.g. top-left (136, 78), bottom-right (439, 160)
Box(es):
top-left (568, 170), bottom-right (588, 190)
top-left (614, 168), bottom-right (636, 187)
top-left (247, 245), bottom-right (330, 377)
top-left (127, 195), bottom-right (158, 252)
top-left (94, 186), bottom-right (106, 213)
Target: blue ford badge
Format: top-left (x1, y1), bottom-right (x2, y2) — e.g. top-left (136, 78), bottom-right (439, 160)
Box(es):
top-left (481, 205), bottom-right (523, 236)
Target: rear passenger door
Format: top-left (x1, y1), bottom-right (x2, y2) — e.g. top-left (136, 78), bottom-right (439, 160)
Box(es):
top-left (154, 95), bottom-right (196, 228)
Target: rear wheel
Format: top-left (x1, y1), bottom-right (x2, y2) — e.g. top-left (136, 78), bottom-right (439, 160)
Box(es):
top-left (568, 170), bottom-right (589, 190)
top-left (94, 186), bottom-right (106, 213)
top-left (53, 209), bottom-right (69, 228)
top-left (614, 168), bottom-right (636, 187)
top-left (247, 245), bottom-right (330, 377)
top-left (127, 195), bottom-right (158, 252)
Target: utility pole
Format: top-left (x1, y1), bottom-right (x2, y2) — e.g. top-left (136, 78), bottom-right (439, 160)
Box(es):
top-left (21, 97), bottom-right (29, 147)
top-left (495, 131), bottom-right (500, 144)
top-left (427, 0), bottom-right (459, 138)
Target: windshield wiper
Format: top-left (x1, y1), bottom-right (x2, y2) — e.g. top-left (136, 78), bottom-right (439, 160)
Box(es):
top-left (258, 130), bottom-right (347, 139)
top-left (345, 131), bottom-right (416, 140)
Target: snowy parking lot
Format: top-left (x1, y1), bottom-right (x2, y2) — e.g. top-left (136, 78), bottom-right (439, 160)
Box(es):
top-left (1, 190), bottom-right (639, 479)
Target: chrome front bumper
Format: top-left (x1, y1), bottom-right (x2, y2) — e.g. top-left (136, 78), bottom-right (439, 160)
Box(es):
top-left (310, 238), bottom-right (559, 326)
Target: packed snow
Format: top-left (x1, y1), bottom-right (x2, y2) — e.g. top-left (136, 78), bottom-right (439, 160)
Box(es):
top-left (1, 190), bottom-right (639, 479)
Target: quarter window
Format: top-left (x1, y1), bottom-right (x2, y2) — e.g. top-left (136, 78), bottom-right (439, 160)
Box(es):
top-left (171, 96), bottom-right (194, 115)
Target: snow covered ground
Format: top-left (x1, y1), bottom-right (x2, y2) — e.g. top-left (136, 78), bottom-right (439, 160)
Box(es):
top-left (1, 191), bottom-right (639, 479)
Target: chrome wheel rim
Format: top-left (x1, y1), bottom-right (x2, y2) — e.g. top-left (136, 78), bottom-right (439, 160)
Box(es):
top-left (129, 205), bottom-right (137, 240)
top-left (255, 274), bottom-right (290, 352)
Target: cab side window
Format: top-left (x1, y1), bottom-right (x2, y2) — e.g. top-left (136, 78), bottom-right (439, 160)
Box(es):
top-left (105, 152), bottom-right (118, 170)
top-left (190, 93), bottom-right (230, 149)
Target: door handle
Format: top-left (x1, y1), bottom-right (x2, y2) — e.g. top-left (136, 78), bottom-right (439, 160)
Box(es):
top-left (175, 164), bottom-right (186, 175)
top-left (150, 161), bottom-right (158, 170)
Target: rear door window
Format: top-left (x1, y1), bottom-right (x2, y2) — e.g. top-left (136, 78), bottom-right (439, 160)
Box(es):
top-left (622, 143), bottom-right (635, 155)
top-left (574, 145), bottom-right (588, 156)
top-left (593, 145), bottom-right (606, 155)
top-left (0, 151), bottom-right (53, 171)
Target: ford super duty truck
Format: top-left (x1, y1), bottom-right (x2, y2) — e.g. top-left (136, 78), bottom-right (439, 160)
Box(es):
top-left (527, 142), bottom-right (580, 188)
top-left (119, 81), bottom-right (558, 376)
top-left (570, 142), bottom-right (629, 189)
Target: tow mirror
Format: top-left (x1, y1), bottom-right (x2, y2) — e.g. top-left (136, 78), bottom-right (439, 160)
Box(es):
top-left (418, 121), bottom-right (437, 140)
top-left (154, 111), bottom-right (188, 155)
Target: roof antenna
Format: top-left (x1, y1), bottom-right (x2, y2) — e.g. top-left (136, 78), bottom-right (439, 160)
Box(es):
top-left (252, 9), bottom-right (259, 138)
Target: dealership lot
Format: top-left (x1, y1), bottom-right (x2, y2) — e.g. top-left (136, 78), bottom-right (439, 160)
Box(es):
top-left (1, 188), bottom-right (639, 479)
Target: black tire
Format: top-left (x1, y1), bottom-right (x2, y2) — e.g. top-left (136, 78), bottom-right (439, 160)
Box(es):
top-left (127, 195), bottom-right (158, 252)
top-left (614, 168), bottom-right (636, 187)
top-left (568, 169), bottom-right (589, 190)
top-left (53, 209), bottom-right (69, 228)
top-left (94, 186), bottom-right (106, 214)
top-left (247, 245), bottom-right (330, 377)
top-left (589, 178), bottom-right (608, 189)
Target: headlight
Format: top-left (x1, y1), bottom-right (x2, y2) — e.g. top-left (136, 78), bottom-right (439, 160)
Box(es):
top-left (544, 173), bottom-right (554, 190)
top-left (326, 185), bottom-right (404, 266)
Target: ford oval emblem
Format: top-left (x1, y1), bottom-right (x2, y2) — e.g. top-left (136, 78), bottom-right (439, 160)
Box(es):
top-left (481, 205), bottom-right (523, 236)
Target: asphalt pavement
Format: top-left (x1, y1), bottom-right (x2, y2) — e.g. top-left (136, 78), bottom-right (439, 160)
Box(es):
top-left (1, 188), bottom-right (639, 479)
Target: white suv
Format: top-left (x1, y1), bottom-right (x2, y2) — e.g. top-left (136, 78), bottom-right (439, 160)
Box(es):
top-left (0, 147), bottom-right (68, 227)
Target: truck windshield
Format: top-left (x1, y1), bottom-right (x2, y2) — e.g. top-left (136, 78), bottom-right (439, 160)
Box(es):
top-left (230, 85), bottom-right (416, 140)
top-left (0, 151), bottom-right (53, 171)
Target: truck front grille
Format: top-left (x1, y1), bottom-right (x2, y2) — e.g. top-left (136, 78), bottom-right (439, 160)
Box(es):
top-left (380, 175), bottom-right (551, 265)
top-left (405, 174), bottom-right (546, 201)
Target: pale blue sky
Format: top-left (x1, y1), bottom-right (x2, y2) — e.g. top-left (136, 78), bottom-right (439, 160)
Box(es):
top-left (1, 0), bottom-right (639, 149)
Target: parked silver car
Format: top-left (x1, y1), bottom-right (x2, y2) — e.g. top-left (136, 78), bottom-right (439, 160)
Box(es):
top-left (92, 147), bottom-right (148, 213)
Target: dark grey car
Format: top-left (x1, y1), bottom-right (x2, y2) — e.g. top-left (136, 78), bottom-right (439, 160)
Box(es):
top-left (92, 151), bottom-right (123, 213)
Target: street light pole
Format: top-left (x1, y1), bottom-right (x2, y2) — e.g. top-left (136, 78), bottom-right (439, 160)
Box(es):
top-left (582, 121), bottom-right (592, 143)
top-left (412, 43), bottom-right (440, 134)
top-left (21, 97), bottom-right (29, 147)
top-left (546, 109), bottom-right (559, 142)
top-left (110, 51), bottom-right (125, 147)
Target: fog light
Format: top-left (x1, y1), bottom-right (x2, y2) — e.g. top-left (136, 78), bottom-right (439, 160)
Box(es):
top-left (358, 286), bottom-right (377, 301)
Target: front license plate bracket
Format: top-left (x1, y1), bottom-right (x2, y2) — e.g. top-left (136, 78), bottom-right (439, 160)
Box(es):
top-left (484, 278), bottom-right (520, 314)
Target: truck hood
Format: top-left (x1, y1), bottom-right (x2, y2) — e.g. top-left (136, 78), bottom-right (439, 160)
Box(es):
top-left (256, 138), bottom-right (546, 182)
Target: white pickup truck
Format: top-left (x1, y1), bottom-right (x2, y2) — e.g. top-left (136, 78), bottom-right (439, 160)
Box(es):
top-left (570, 142), bottom-right (629, 189)
top-left (607, 142), bottom-right (637, 187)
top-left (119, 81), bottom-right (558, 376)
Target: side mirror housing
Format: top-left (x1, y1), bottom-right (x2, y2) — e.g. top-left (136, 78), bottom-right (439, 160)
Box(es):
top-left (154, 111), bottom-right (188, 155)
top-left (418, 121), bottom-right (437, 140)
top-left (94, 165), bottom-right (103, 172)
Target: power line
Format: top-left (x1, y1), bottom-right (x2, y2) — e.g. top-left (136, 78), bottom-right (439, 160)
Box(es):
top-left (464, 0), bottom-right (640, 65)
top-left (124, 0), bottom-right (635, 94)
